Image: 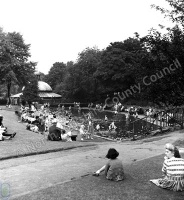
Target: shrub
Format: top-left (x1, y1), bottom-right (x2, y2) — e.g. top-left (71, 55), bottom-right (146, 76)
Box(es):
top-left (0, 99), bottom-right (7, 105)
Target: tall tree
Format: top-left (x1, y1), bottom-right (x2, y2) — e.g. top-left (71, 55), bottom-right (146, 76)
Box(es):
top-left (141, 1), bottom-right (184, 106)
top-left (140, 26), bottom-right (184, 107)
top-left (22, 75), bottom-right (39, 106)
top-left (56, 47), bottom-right (102, 102)
top-left (53, 61), bottom-right (75, 101)
top-left (44, 62), bottom-right (66, 90)
top-left (152, 0), bottom-right (184, 26)
top-left (74, 47), bottom-right (102, 102)
top-left (95, 38), bottom-right (144, 102)
top-left (0, 30), bottom-right (36, 104)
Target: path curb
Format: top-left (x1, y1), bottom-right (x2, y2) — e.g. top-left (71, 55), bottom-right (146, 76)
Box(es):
top-left (0, 143), bottom-right (97, 161)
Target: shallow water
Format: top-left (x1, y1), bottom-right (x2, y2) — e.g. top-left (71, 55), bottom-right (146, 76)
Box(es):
top-left (53, 107), bottom-right (154, 139)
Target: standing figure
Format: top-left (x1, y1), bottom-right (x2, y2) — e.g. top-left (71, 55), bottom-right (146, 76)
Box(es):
top-left (79, 124), bottom-right (86, 141)
top-left (109, 121), bottom-right (117, 131)
top-left (78, 106), bottom-right (81, 113)
top-left (105, 115), bottom-right (108, 122)
top-left (61, 105), bottom-right (65, 112)
top-left (96, 124), bottom-right (100, 132)
top-left (87, 120), bottom-right (94, 139)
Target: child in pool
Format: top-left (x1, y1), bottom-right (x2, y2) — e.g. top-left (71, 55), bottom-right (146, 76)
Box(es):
top-left (79, 124), bottom-right (86, 141)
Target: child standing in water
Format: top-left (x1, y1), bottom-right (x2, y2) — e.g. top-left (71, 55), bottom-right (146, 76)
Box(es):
top-left (93, 148), bottom-right (125, 181)
top-left (105, 115), bottom-right (108, 122)
top-left (79, 124), bottom-right (86, 141)
top-left (87, 120), bottom-right (94, 139)
top-left (96, 124), bottom-right (100, 132)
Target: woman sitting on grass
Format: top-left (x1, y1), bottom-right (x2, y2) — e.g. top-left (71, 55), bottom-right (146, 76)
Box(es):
top-left (150, 143), bottom-right (184, 191)
top-left (93, 148), bottom-right (125, 181)
top-left (0, 115), bottom-right (16, 140)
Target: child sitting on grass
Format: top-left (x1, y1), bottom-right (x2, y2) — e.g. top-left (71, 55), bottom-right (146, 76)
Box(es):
top-left (93, 148), bottom-right (125, 181)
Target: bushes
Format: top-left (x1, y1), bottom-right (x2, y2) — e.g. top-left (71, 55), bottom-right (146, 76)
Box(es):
top-left (0, 99), bottom-right (7, 105)
top-left (137, 107), bottom-right (145, 115)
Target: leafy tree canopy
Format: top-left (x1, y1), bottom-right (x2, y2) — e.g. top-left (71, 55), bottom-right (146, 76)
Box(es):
top-left (0, 28), bottom-right (36, 104)
top-left (151, 0), bottom-right (184, 26)
top-left (22, 75), bottom-right (39, 106)
top-left (44, 62), bottom-right (66, 90)
top-left (95, 38), bottom-right (145, 98)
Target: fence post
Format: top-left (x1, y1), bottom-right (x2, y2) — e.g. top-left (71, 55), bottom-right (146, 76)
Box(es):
top-left (180, 108), bottom-right (184, 129)
top-left (132, 121), bottom-right (136, 141)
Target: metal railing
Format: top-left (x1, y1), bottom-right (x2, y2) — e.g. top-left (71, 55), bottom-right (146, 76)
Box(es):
top-left (129, 107), bottom-right (184, 139)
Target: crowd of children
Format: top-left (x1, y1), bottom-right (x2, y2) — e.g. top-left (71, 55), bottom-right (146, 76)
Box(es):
top-left (14, 103), bottom-right (101, 142)
top-left (6, 101), bottom-right (144, 143)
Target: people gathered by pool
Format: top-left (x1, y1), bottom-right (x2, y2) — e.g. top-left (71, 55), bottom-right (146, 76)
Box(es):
top-left (13, 102), bottom-right (157, 143)
top-left (12, 101), bottom-right (182, 146)
top-left (14, 102), bottom-right (99, 142)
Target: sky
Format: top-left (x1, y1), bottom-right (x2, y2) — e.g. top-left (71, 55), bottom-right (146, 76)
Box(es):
top-left (0, 0), bottom-right (172, 74)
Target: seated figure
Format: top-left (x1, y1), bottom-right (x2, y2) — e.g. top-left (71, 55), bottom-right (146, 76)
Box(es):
top-left (48, 122), bottom-right (62, 141)
top-left (150, 143), bottom-right (184, 191)
top-left (61, 130), bottom-right (72, 142)
top-left (0, 115), bottom-right (16, 140)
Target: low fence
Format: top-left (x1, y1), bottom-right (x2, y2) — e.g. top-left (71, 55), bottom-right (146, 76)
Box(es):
top-left (129, 107), bottom-right (184, 139)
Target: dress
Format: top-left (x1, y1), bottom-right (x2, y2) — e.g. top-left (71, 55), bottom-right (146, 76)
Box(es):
top-left (150, 157), bottom-right (184, 191)
top-left (79, 125), bottom-right (85, 135)
top-left (105, 158), bottom-right (124, 181)
top-left (88, 122), bottom-right (94, 137)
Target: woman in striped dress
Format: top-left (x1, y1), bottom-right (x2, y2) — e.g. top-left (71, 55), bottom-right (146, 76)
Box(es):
top-left (150, 143), bottom-right (184, 191)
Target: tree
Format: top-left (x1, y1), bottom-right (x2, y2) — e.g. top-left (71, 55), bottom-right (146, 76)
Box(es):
top-left (58, 47), bottom-right (102, 102)
top-left (52, 61), bottom-right (75, 101)
top-left (139, 1), bottom-right (184, 107)
top-left (151, 0), bottom-right (184, 27)
top-left (22, 75), bottom-right (39, 106)
top-left (44, 62), bottom-right (66, 90)
top-left (95, 38), bottom-right (145, 102)
top-left (0, 30), bottom-right (36, 104)
top-left (139, 26), bottom-right (184, 107)
top-left (74, 47), bottom-right (102, 102)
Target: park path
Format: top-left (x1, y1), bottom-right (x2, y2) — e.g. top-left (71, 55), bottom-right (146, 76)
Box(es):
top-left (0, 129), bottom-right (184, 199)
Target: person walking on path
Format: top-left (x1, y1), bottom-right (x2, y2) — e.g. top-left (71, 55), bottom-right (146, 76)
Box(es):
top-left (150, 143), bottom-right (184, 191)
top-left (93, 148), bottom-right (125, 181)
